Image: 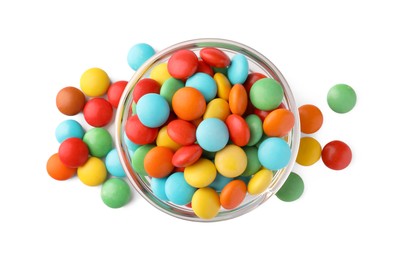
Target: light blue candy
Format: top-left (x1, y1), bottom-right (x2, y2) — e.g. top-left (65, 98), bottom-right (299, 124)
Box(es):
top-left (209, 174), bottom-right (232, 192)
top-left (185, 72), bottom-right (217, 102)
top-left (55, 119), bottom-right (84, 143)
top-left (105, 148), bottom-right (126, 178)
top-left (151, 177), bottom-right (169, 201)
top-left (136, 93), bottom-right (170, 128)
top-left (258, 138), bottom-right (291, 170)
top-left (165, 172), bottom-right (196, 205)
top-left (228, 54), bottom-right (249, 85)
top-left (127, 43), bottom-right (155, 71)
top-left (196, 118), bottom-right (229, 152)
top-left (124, 132), bottom-right (140, 151)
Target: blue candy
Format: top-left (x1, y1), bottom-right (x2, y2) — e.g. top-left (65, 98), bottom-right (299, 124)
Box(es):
top-left (228, 54), bottom-right (249, 85)
top-left (127, 43), bottom-right (155, 71)
top-left (151, 177), bottom-right (169, 201)
top-left (105, 148), bottom-right (126, 178)
top-left (196, 118), bottom-right (229, 152)
top-left (185, 72), bottom-right (217, 102)
top-left (209, 173), bottom-right (232, 192)
top-left (258, 138), bottom-right (291, 170)
top-left (55, 119), bottom-right (84, 143)
top-left (165, 172), bottom-right (196, 205)
top-left (136, 93), bottom-right (170, 128)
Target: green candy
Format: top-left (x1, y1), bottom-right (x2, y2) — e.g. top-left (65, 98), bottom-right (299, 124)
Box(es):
top-left (245, 114), bottom-right (263, 146)
top-left (327, 84), bottom-right (357, 113)
top-left (131, 144), bottom-right (155, 180)
top-left (276, 172), bottom-right (304, 202)
top-left (213, 66), bottom-right (228, 76)
top-left (160, 77), bottom-right (185, 108)
top-left (241, 146), bottom-right (261, 177)
top-left (101, 178), bottom-right (131, 208)
top-left (83, 128), bottom-right (113, 158)
top-left (250, 78), bottom-right (283, 110)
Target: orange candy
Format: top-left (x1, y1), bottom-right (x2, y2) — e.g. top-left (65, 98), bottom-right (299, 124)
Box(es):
top-left (263, 108), bottom-right (295, 137)
top-left (220, 180), bottom-right (247, 209)
top-left (299, 104), bottom-right (323, 134)
top-left (172, 87), bottom-right (206, 121)
top-left (228, 83), bottom-right (248, 115)
top-left (144, 146), bottom-right (174, 178)
top-left (46, 153), bottom-right (76, 181)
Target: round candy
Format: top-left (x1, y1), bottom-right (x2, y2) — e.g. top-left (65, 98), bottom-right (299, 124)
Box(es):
top-left (258, 137), bottom-right (291, 170)
top-left (80, 68), bottom-right (110, 97)
top-left (101, 178), bottom-right (131, 208)
top-left (244, 72), bottom-right (266, 93)
top-left (196, 118), bottom-right (229, 152)
top-left (213, 72), bottom-right (231, 101)
top-left (299, 104), bottom-right (323, 134)
top-left (327, 84), bottom-right (356, 113)
top-left (167, 49), bottom-right (198, 80)
top-left (245, 114), bottom-right (263, 146)
top-left (220, 180), bottom-right (247, 210)
top-left (156, 126), bottom-right (181, 151)
top-left (191, 187), bottom-right (220, 219)
top-left (184, 158), bottom-right (217, 188)
top-left (228, 54), bottom-right (248, 85)
top-left (296, 137), bottom-right (322, 166)
top-left (241, 146), bottom-right (261, 177)
top-left (127, 43), bottom-right (155, 71)
top-left (136, 93), bottom-right (170, 128)
top-left (250, 78), bottom-right (284, 111)
top-left (172, 144), bottom-right (203, 167)
top-left (133, 78), bottom-right (161, 104)
top-left (247, 168), bottom-right (273, 195)
top-left (151, 177), bottom-right (169, 201)
top-left (125, 115), bottom-right (158, 145)
top-left (197, 60), bottom-right (214, 76)
top-left (160, 77), bottom-right (185, 108)
top-left (209, 173), bottom-right (232, 192)
top-left (200, 47), bottom-right (230, 68)
top-left (83, 128), bottom-right (113, 158)
top-left (144, 146), bottom-right (174, 178)
top-left (83, 98), bottom-right (113, 127)
top-left (46, 153), bottom-right (76, 181)
top-left (276, 172), bottom-right (304, 202)
top-left (322, 140), bottom-right (352, 170)
top-left (167, 119), bottom-right (197, 146)
top-left (56, 86), bottom-right (86, 116)
top-left (229, 83), bottom-right (248, 115)
top-left (58, 137), bottom-right (89, 168)
top-left (185, 72), bottom-right (217, 102)
top-left (55, 119), bottom-right (84, 143)
top-left (150, 63), bottom-right (171, 86)
top-left (203, 98), bottom-right (230, 121)
top-left (225, 114), bottom-right (250, 147)
top-left (263, 108), bottom-right (295, 137)
top-left (165, 172), bottom-right (196, 205)
top-left (215, 144), bottom-right (247, 178)
top-left (107, 80), bottom-right (127, 108)
top-left (105, 149), bottom-right (126, 178)
top-left (131, 144), bottom-right (155, 178)
top-left (172, 87), bottom-right (206, 121)
top-left (77, 157), bottom-right (107, 186)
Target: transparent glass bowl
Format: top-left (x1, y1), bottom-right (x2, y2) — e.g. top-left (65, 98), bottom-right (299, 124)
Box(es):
top-left (115, 38), bottom-right (300, 222)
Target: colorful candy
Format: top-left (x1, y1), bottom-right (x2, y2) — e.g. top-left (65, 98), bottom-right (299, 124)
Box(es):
top-left (296, 137), bottom-right (322, 166)
top-left (55, 119), bottom-right (85, 143)
top-left (263, 108), bottom-right (295, 137)
top-left (172, 87), bottom-right (206, 121)
top-left (83, 128), bottom-right (113, 158)
top-left (299, 104), bottom-right (323, 134)
top-left (258, 138), bottom-right (291, 170)
top-left (250, 78), bottom-right (284, 110)
top-left (58, 137), bottom-right (89, 168)
top-left (80, 67), bottom-right (110, 97)
top-left (105, 148), bottom-right (126, 178)
top-left (107, 81), bottom-right (127, 108)
top-left (56, 86), bottom-right (86, 116)
top-left (185, 72), bottom-right (217, 102)
top-left (215, 144), bottom-right (247, 178)
top-left (101, 178), bottom-right (131, 208)
top-left (127, 43), bottom-right (155, 71)
top-left (165, 172), bottom-right (196, 205)
top-left (167, 49), bottom-right (198, 80)
top-left (77, 157), bottom-right (107, 186)
top-left (196, 118), bottom-right (229, 152)
top-left (191, 187), bottom-right (220, 219)
top-left (220, 180), bottom-right (247, 210)
top-left (184, 158), bottom-right (217, 188)
top-left (327, 84), bottom-right (356, 113)
top-left (46, 153), bottom-right (76, 181)
top-left (247, 168), bottom-right (273, 195)
top-left (275, 172), bottom-right (304, 202)
top-left (322, 140), bottom-right (352, 170)
top-left (136, 93), bottom-right (170, 128)
top-left (83, 98), bottom-right (113, 127)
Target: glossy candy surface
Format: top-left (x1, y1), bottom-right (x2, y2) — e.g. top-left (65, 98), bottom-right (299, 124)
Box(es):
top-left (322, 140), bottom-right (352, 170)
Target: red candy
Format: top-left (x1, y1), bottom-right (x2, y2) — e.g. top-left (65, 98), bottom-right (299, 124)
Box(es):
top-left (200, 47), bottom-right (230, 68)
top-left (322, 140), bottom-right (352, 170)
top-left (225, 114), bottom-right (250, 147)
top-left (58, 138), bottom-right (89, 168)
top-left (167, 119), bottom-right (197, 146)
top-left (125, 115), bottom-right (158, 145)
top-left (83, 98), bottom-right (113, 127)
top-left (172, 144), bottom-right (203, 167)
top-left (196, 60), bottom-right (214, 76)
top-left (107, 80), bottom-right (127, 108)
top-left (167, 49), bottom-right (198, 80)
top-left (133, 78), bottom-right (160, 103)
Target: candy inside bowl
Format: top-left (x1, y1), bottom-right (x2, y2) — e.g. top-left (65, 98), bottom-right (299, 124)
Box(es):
top-left (115, 38), bottom-right (300, 222)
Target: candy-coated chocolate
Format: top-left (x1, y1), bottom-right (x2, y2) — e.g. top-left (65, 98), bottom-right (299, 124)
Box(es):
top-left (296, 137), bottom-right (322, 166)
top-left (167, 119), bottom-right (197, 146)
top-left (107, 81), bottom-right (127, 108)
top-left (168, 49), bottom-right (198, 80)
top-left (200, 47), bottom-right (230, 68)
top-left (83, 98), bottom-right (113, 127)
top-left (322, 140), bottom-right (352, 170)
top-left (144, 146), bottom-right (174, 178)
top-left (228, 83), bottom-right (248, 115)
top-left (101, 178), bottom-right (131, 208)
top-left (215, 144), bottom-right (247, 178)
top-left (56, 87), bottom-right (86, 116)
top-left (191, 187), bottom-right (220, 219)
top-left (127, 43), bottom-right (155, 71)
top-left (172, 87), bottom-right (206, 121)
top-left (184, 158), bottom-right (217, 188)
top-left (172, 144), bottom-right (203, 167)
top-left (228, 54), bottom-right (248, 85)
top-left (213, 73), bottom-right (231, 101)
top-left (133, 78), bottom-right (161, 103)
top-left (250, 78), bottom-right (283, 111)
top-left (58, 137), bottom-right (89, 168)
top-left (77, 157), bottom-right (107, 186)
top-left (263, 108), bottom-right (295, 137)
top-left (203, 98), bottom-right (230, 121)
top-left (47, 153), bottom-right (76, 181)
top-left (125, 115), bottom-right (158, 145)
top-left (225, 114), bottom-right (250, 147)
top-left (247, 168), bottom-right (273, 195)
top-left (220, 180), bottom-right (247, 209)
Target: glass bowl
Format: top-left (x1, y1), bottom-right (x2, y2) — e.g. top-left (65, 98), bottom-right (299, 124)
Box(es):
top-left (115, 38), bottom-right (300, 222)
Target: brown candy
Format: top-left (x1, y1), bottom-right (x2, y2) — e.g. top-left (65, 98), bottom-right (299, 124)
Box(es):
top-left (56, 86), bottom-right (86, 115)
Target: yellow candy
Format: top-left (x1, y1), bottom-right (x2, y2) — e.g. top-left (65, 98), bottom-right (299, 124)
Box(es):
top-left (203, 98), bottom-right (230, 121)
top-left (296, 137), bottom-right (322, 166)
top-left (213, 73), bottom-right (231, 100)
top-left (77, 157), bottom-right (107, 186)
top-left (184, 158), bottom-right (216, 188)
top-left (150, 63), bottom-right (171, 85)
top-left (192, 187), bottom-right (220, 219)
top-left (247, 168), bottom-right (273, 195)
top-left (215, 144), bottom-right (247, 178)
top-left (80, 67), bottom-right (110, 97)
top-left (156, 126), bottom-right (181, 151)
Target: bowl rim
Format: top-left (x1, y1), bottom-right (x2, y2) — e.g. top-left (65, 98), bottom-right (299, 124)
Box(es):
top-left (115, 38), bottom-right (300, 222)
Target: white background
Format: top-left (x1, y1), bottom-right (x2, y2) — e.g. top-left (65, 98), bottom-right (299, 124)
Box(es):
top-left (1, 0), bottom-right (403, 259)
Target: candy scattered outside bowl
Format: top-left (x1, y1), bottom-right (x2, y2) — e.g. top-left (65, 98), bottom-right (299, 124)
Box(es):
top-left (115, 38), bottom-right (300, 222)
